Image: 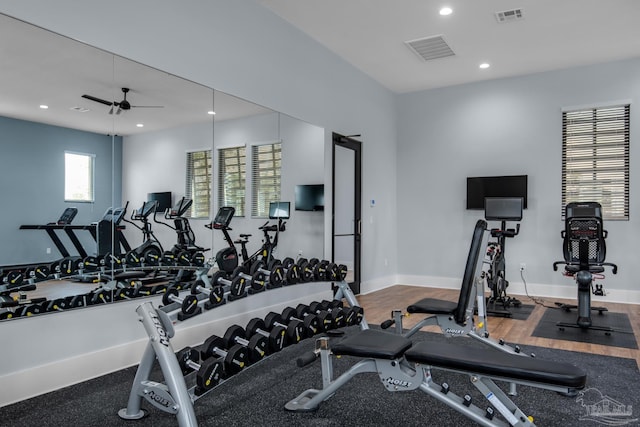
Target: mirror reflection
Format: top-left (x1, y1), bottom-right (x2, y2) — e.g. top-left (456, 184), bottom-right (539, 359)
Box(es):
top-left (0, 14), bottom-right (325, 321)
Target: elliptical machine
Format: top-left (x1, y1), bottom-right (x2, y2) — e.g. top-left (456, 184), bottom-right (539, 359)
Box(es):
top-left (154, 196), bottom-right (207, 266)
top-left (483, 197), bottom-right (523, 317)
top-left (121, 200), bottom-right (164, 267)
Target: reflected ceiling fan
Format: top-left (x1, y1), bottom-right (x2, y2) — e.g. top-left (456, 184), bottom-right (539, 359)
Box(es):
top-left (81, 87), bottom-right (164, 114)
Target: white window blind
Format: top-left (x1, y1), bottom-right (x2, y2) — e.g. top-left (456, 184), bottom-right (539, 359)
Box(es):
top-left (185, 149), bottom-right (212, 218)
top-left (562, 104), bottom-right (630, 220)
top-left (218, 146), bottom-right (246, 216)
top-left (64, 151), bottom-right (95, 202)
top-left (251, 142), bottom-right (282, 217)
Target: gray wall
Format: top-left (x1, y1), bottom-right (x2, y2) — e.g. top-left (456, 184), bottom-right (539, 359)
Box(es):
top-left (397, 58), bottom-right (640, 301)
top-left (0, 0), bottom-right (399, 291)
top-left (122, 112), bottom-right (324, 262)
top-left (0, 116), bottom-right (122, 265)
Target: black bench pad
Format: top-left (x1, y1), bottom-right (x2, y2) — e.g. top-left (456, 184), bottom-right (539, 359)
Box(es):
top-left (407, 298), bottom-right (457, 315)
top-left (332, 329), bottom-right (412, 359)
top-left (406, 341), bottom-right (586, 389)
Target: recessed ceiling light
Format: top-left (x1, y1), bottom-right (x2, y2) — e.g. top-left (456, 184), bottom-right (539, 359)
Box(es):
top-left (208, 111), bottom-right (216, 115)
top-left (136, 123), bottom-right (144, 128)
top-left (39, 104), bottom-right (49, 109)
top-left (479, 62), bottom-right (491, 69)
top-left (439, 7), bottom-right (453, 16)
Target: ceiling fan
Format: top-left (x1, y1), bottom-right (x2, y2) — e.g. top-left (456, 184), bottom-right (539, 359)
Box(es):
top-left (81, 87), bottom-right (164, 114)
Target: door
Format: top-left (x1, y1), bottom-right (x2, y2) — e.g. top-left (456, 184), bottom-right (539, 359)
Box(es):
top-left (332, 132), bottom-right (362, 294)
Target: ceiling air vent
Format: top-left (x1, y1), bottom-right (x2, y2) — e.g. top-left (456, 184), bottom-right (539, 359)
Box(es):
top-left (405, 35), bottom-right (455, 62)
top-left (495, 8), bottom-right (524, 23)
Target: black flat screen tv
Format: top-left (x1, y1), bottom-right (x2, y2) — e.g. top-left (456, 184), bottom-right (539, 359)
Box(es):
top-left (466, 175), bottom-right (528, 210)
top-left (147, 191), bottom-right (172, 212)
top-left (295, 184), bottom-right (324, 211)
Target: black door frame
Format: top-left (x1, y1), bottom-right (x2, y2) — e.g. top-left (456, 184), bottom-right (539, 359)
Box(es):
top-left (332, 132), bottom-right (362, 294)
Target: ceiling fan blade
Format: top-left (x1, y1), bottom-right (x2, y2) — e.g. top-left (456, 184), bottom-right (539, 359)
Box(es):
top-left (108, 106), bottom-right (114, 115)
top-left (131, 105), bottom-right (165, 108)
top-left (81, 94), bottom-right (114, 106)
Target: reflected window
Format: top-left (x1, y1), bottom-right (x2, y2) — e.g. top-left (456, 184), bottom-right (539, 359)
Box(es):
top-left (64, 151), bottom-right (94, 202)
top-left (251, 142), bottom-right (281, 217)
top-left (218, 146), bottom-right (246, 216)
top-left (186, 149), bottom-right (212, 218)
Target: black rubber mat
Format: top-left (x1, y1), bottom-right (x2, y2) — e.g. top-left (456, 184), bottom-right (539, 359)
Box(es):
top-left (484, 303), bottom-right (534, 321)
top-left (532, 308), bottom-right (638, 349)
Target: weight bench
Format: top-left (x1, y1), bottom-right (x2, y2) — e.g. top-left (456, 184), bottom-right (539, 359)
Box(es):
top-left (286, 329), bottom-right (586, 426)
top-left (382, 219), bottom-right (525, 358)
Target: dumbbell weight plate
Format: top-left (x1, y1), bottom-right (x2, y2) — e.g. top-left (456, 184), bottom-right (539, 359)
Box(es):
top-left (249, 260), bottom-right (265, 276)
top-left (33, 265), bottom-right (50, 280)
top-left (250, 271), bottom-right (267, 292)
top-left (338, 264), bottom-right (348, 281)
top-left (177, 251), bottom-right (192, 266)
top-left (298, 262), bottom-right (313, 282)
top-left (345, 306), bottom-right (365, 326)
top-left (282, 257), bottom-right (295, 270)
top-left (282, 307), bottom-right (320, 337)
top-left (191, 252), bottom-right (205, 267)
top-left (196, 358), bottom-right (224, 393)
top-left (201, 336), bottom-right (247, 376)
top-left (162, 251), bottom-right (177, 266)
top-left (268, 265), bottom-right (285, 287)
top-left (4, 271), bottom-right (23, 286)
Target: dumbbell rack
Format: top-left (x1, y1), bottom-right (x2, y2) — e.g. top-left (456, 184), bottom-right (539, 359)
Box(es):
top-left (118, 279), bottom-right (367, 427)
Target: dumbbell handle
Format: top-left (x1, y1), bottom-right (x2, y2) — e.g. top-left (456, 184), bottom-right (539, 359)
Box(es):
top-left (210, 346), bottom-right (244, 367)
top-left (233, 335), bottom-right (250, 347)
top-left (185, 359), bottom-right (202, 371)
top-left (297, 350), bottom-right (319, 367)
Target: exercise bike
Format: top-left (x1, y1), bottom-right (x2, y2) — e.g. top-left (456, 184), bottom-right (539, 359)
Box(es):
top-left (483, 197), bottom-right (523, 317)
top-left (206, 206), bottom-right (240, 274)
top-left (234, 201), bottom-right (289, 272)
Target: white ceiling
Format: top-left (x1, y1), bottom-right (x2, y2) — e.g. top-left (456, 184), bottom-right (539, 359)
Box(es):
top-left (257, 0), bottom-right (640, 93)
top-left (0, 13), bottom-right (271, 136)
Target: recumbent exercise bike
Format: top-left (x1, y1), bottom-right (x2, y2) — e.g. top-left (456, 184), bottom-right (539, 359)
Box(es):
top-left (553, 202), bottom-right (618, 332)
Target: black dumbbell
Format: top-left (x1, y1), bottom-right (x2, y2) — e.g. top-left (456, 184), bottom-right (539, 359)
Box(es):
top-left (264, 312), bottom-right (305, 345)
top-left (190, 279), bottom-right (226, 309)
top-left (200, 335), bottom-right (248, 377)
top-left (308, 300), bottom-right (346, 329)
top-left (344, 305), bottom-right (365, 326)
top-left (223, 325), bottom-right (269, 364)
top-left (279, 257), bottom-right (301, 285)
top-left (281, 306), bottom-right (321, 337)
top-left (162, 284), bottom-right (202, 320)
top-left (295, 258), bottom-right (314, 282)
top-left (245, 317), bottom-right (287, 353)
top-left (249, 260), bottom-right (285, 288)
top-left (211, 271), bottom-right (247, 302)
top-left (312, 260), bottom-right (331, 281)
top-left (89, 288), bottom-right (112, 305)
top-left (231, 266), bottom-right (267, 295)
top-left (176, 346), bottom-right (224, 395)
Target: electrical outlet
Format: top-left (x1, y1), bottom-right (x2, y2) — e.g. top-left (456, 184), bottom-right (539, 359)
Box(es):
top-left (519, 263), bottom-right (526, 271)
top-left (46, 247), bottom-right (51, 254)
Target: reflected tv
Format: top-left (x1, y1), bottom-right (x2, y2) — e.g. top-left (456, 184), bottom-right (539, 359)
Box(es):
top-left (295, 184), bottom-right (324, 211)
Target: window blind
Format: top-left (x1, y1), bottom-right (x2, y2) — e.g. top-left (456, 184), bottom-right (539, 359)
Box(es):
top-left (251, 142), bottom-right (282, 217)
top-left (185, 149), bottom-right (212, 218)
top-left (218, 146), bottom-right (246, 217)
top-left (562, 104), bottom-right (630, 220)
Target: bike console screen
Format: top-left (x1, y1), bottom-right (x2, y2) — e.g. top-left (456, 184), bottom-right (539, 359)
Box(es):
top-left (269, 201), bottom-right (290, 219)
top-left (213, 206), bottom-right (235, 229)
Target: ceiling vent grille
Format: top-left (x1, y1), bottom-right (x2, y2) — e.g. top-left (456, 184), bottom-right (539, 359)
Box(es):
top-left (495, 8), bottom-right (524, 23)
top-left (405, 35), bottom-right (455, 62)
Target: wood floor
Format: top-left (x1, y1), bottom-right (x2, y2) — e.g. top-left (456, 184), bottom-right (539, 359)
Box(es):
top-left (356, 285), bottom-right (640, 369)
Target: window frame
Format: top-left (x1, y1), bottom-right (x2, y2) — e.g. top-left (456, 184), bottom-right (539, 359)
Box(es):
top-left (64, 151), bottom-right (95, 203)
top-left (561, 102), bottom-right (630, 221)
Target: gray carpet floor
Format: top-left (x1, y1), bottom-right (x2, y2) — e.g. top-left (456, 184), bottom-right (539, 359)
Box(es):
top-left (1, 326), bottom-right (639, 426)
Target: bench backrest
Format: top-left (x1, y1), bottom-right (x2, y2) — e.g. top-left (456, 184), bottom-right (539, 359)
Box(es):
top-left (455, 219), bottom-right (488, 324)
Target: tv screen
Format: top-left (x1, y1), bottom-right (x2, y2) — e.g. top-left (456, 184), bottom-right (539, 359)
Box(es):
top-left (147, 191), bottom-right (172, 212)
top-left (269, 201), bottom-right (290, 219)
top-left (466, 175), bottom-right (528, 210)
top-left (295, 184), bottom-right (324, 211)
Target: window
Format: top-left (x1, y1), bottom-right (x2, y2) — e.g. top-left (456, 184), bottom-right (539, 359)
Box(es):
top-left (562, 104), bottom-right (630, 220)
top-left (218, 146), bottom-right (246, 216)
top-left (64, 151), bottom-right (94, 202)
top-left (185, 150), bottom-right (212, 218)
top-left (252, 142), bottom-right (282, 217)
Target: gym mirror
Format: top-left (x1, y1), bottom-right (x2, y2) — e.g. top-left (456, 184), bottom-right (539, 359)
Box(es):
top-left (0, 13), bottom-right (325, 321)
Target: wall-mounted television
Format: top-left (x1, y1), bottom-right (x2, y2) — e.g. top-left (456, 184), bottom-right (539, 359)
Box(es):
top-left (466, 175), bottom-right (528, 210)
top-left (295, 184), bottom-right (324, 211)
top-left (147, 191), bottom-right (172, 212)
